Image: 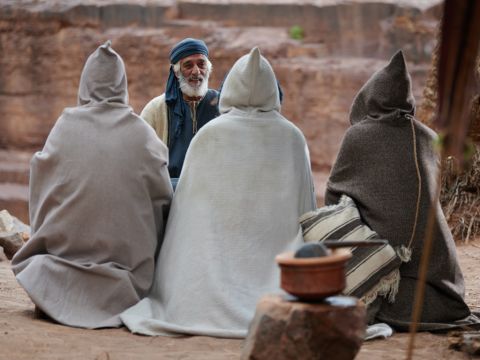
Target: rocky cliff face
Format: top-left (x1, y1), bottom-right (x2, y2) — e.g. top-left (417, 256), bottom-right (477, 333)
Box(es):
top-left (0, 0), bottom-right (442, 222)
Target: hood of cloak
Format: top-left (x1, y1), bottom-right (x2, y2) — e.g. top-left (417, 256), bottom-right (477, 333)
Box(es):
top-left (219, 47), bottom-right (280, 114)
top-left (349, 50), bottom-right (415, 125)
top-left (77, 40), bottom-right (128, 106)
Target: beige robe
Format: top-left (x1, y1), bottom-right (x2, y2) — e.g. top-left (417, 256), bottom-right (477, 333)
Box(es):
top-left (140, 94), bottom-right (169, 145)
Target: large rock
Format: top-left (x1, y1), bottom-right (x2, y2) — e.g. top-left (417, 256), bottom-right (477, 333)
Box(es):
top-left (0, 0), bottom-right (438, 151)
top-left (241, 294), bottom-right (366, 360)
top-left (0, 0), bottom-right (440, 213)
top-left (178, 0), bottom-right (442, 61)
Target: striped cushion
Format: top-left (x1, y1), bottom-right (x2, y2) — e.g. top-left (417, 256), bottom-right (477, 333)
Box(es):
top-left (299, 195), bottom-right (402, 302)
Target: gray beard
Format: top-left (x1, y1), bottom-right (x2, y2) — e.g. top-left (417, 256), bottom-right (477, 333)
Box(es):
top-left (178, 74), bottom-right (209, 98)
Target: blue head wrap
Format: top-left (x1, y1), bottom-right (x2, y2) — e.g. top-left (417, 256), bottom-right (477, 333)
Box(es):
top-left (165, 38), bottom-right (209, 140)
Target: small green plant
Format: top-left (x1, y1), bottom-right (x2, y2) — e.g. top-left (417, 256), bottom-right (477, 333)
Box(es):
top-left (289, 25), bottom-right (304, 40)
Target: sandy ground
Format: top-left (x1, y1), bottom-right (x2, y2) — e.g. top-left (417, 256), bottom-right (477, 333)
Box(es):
top-left (0, 240), bottom-right (479, 360)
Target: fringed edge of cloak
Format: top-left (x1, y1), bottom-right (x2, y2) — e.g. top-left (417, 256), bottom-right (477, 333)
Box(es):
top-left (361, 269), bottom-right (401, 306)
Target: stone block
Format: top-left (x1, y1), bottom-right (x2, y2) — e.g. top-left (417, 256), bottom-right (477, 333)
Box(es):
top-left (242, 294), bottom-right (366, 360)
top-left (0, 209), bottom-right (30, 259)
top-left (0, 231), bottom-right (23, 260)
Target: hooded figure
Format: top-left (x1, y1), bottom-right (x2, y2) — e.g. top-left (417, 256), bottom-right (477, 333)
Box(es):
top-left (11, 41), bottom-right (173, 329)
top-left (121, 47), bottom-right (317, 338)
top-left (325, 50), bottom-right (479, 331)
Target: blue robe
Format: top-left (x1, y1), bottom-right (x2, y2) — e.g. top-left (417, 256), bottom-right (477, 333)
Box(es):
top-left (167, 89), bottom-right (219, 178)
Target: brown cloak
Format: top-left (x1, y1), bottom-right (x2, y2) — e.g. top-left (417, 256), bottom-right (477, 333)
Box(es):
top-left (326, 51), bottom-right (478, 331)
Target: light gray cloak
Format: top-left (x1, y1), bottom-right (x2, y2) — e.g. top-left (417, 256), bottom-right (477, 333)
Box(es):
top-left (326, 51), bottom-right (478, 331)
top-left (121, 47), bottom-right (316, 338)
top-left (11, 41), bottom-right (173, 328)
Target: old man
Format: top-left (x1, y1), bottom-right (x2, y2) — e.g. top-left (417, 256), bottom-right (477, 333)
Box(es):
top-left (11, 41), bottom-right (173, 328)
top-left (141, 38), bottom-right (219, 184)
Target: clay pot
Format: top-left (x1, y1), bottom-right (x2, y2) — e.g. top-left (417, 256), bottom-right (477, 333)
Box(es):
top-left (275, 249), bottom-right (352, 300)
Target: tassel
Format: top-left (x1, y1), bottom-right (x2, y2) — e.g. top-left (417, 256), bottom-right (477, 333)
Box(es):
top-left (396, 245), bottom-right (412, 263)
top-left (385, 270), bottom-right (400, 303)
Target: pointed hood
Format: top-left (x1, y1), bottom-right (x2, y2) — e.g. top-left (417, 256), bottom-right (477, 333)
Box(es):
top-left (349, 50), bottom-right (415, 125)
top-left (219, 47), bottom-right (280, 114)
top-left (77, 40), bottom-right (128, 106)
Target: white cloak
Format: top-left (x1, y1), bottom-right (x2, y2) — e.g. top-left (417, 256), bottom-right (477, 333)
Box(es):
top-left (121, 47), bottom-right (316, 337)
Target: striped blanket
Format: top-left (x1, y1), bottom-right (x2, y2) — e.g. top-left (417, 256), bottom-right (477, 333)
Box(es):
top-left (300, 195), bottom-right (402, 305)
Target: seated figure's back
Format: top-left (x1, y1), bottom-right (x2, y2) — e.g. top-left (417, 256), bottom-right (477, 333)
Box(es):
top-left (325, 50), bottom-right (478, 331)
top-left (120, 47), bottom-right (317, 338)
top-left (11, 41), bottom-right (173, 329)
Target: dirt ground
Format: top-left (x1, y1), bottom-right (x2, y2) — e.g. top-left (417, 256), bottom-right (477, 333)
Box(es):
top-left (0, 240), bottom-right (479, 360)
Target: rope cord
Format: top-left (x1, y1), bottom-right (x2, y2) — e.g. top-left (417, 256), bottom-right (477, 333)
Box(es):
top-left (407, 116), bottom-right (422, 250)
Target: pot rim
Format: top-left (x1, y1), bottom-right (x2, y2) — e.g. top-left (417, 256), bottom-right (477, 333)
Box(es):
top-left (275, 248), bottom-right (352, 266)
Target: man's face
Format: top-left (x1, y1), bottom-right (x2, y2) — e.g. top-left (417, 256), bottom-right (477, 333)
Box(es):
top-left (178, 54), bottom-right (209, 89)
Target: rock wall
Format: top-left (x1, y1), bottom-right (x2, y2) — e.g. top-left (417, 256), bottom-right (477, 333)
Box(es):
top-left (0, 0), bottom-right (442, 222)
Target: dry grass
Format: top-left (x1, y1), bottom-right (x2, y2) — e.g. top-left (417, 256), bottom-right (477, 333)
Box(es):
top-left (441, 145), bottom-right (480, 243)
